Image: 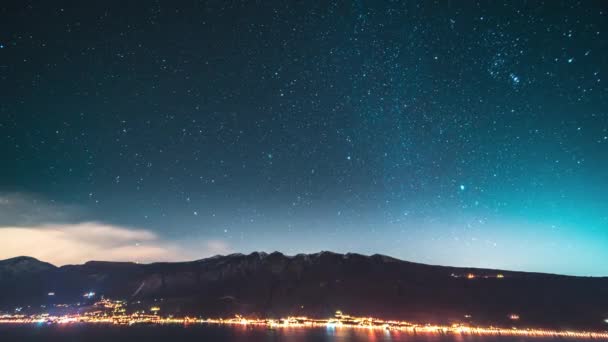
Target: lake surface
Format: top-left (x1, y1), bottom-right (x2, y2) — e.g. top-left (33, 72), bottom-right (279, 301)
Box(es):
top-left (0, 324), bottom-right (594, 342)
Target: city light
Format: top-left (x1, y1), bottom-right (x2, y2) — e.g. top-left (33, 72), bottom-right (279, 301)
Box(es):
top-left (0, 298), bottom-right (607, 339)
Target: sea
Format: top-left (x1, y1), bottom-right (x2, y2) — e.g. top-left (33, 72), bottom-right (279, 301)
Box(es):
top-left (0, 325), bottom-right (594, 342)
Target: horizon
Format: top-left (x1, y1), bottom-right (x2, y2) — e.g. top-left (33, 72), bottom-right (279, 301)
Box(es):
top-left (2, 250), bottom-right (606, 278)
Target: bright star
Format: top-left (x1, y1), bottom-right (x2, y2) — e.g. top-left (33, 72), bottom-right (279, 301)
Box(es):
top-left (509, 73), bottom-right (520, 85)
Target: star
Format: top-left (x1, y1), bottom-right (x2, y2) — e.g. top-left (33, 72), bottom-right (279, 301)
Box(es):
top-left (1, 0), bottom-right (607, 276)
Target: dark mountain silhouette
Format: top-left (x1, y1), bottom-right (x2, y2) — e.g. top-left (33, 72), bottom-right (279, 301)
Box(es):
top-left (1, 251), bottom-right (607, 330)
top-left (0, 256), bottom-right (56, 275)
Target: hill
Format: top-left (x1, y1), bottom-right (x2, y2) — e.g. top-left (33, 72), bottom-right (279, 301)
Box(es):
top-left (1, 252), bottom-right (607, 330)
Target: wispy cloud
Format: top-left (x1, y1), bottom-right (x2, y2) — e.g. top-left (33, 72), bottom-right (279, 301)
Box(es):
top-left (0, 193), bottom-right (232, 265)
top-left (0, 192), bottom-right (83, 226)
top-left (0, 222), bottom-right (231, 266)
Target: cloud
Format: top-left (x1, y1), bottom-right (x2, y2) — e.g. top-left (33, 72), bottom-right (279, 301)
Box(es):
top-left (0, 193), bottom-right (233, 265)
top-left (0, 192), bottom-right (83, 226)
top-left (0, 222), bottom-right (232, 266)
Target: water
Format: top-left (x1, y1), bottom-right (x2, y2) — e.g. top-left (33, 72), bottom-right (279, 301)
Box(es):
top-left (0, 325), bottom-right (593, 342)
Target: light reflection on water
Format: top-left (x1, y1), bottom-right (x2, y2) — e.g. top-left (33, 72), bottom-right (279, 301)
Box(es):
top-left (0, 324), bottom-right (590, 342)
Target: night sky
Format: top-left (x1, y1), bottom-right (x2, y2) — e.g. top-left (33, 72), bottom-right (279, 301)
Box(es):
top-left (1, 1), bottom-right (607, 275)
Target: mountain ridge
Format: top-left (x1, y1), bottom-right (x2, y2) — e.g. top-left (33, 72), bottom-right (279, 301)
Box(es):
top-left (2, 251), bottom-right (602, 278)
top-left (1, 251), bottom-right (607, 330)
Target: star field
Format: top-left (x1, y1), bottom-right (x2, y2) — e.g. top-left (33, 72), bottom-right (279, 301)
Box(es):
top-left (1, 1), bottom-right (607, 275)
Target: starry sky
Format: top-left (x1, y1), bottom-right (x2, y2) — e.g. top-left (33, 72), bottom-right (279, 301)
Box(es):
top-left (1, 1), bottom-right (607, 275)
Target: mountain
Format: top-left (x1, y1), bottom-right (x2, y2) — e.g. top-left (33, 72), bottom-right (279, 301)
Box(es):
top-left (0, 252), bottom-right (607, 330)
top-left (0, 256), bottom-right (56, 275)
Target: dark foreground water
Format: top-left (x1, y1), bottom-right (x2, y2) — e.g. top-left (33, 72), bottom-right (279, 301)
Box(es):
top-left (0, 324), bottom-right (592, 342)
